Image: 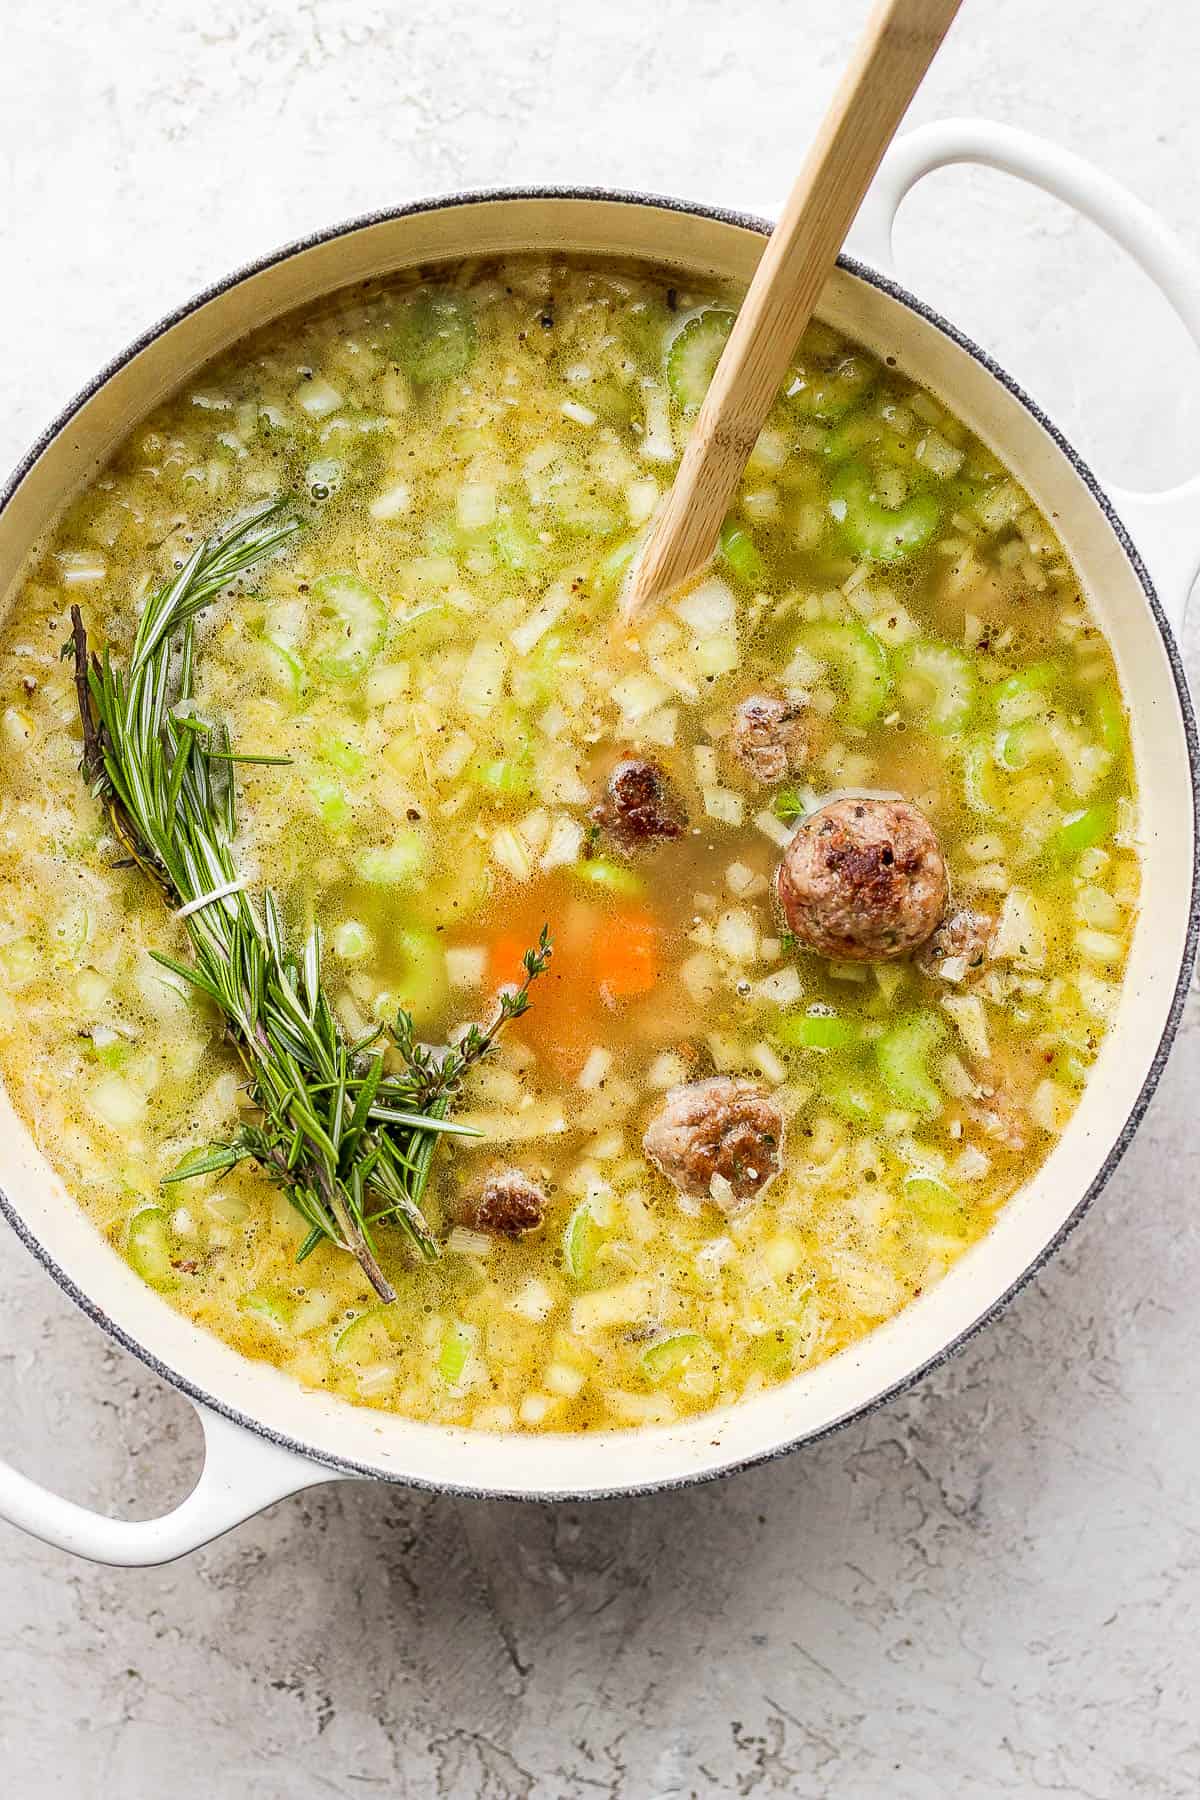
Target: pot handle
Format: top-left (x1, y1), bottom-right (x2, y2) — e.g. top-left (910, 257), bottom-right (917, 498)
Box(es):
top-left (850, 117), bottom-right (1200, 632)
top-left (0, 1397), bottom-right (331, 1566)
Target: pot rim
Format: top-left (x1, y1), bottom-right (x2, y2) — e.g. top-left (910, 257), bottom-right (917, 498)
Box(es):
top-left (1, 185), bottom-right (1197, 1500)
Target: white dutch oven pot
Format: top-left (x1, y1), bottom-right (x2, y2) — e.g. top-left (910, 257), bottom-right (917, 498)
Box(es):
top-left (0, 121), bottom-right (1197, 1565)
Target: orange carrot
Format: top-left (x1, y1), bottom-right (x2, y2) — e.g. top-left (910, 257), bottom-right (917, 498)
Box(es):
top-left (593, 911), bottom-right (661, 1002)
top-left (487, 932), bottom-right (530, 992)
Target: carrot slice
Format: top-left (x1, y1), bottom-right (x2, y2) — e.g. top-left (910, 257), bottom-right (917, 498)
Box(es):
top-left (593, 911), bottom-right (661, 1002)
top-left (487, 932), bottom-right (530, 991)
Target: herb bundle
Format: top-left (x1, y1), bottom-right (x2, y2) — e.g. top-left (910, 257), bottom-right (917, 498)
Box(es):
top-left (69, 499), bottom-right (551, 1301)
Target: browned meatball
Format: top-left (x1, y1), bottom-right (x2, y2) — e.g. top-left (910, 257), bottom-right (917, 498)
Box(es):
top-left (730, 692), bottom-right (811, 785)
top-left (592, 756), bottom-right (686, 849)
top-left (776, 796), bottom-right (947, 961)
top-left (917, 907), bottom-right (995, 979)
top-left (642, 1077), bottom-right (785, 1209)
top-left (461, 1169), bottom-right (546, 1237)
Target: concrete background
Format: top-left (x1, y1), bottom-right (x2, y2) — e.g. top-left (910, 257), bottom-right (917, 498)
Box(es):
top-left (2, 3), bottom-right (1199, 1794)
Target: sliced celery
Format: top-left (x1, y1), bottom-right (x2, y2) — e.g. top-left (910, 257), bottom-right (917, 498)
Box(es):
top-left (875, 1012), bottom-right (946, 1118)
top-left (126, 1207), bottom-right (177, 1291)
top-left (895, 640), bottom-right (978, 736)
top-left (319, 734), bottom-right (366, 776)
top-left (640, 1330), bottom-right (712, 1385)
top-left (493, 508), bottom-right (545, 575)
top-left (961, 735), bottom-right (1003, 818)
top-left (309, 572), bottom-right (387, 682)
top-left (437, 1320), bottom-right (474, 1387)
top-left (307, 770), bottom-right (351, 830)
top-left (332, 1304), bottom-right (393, 1366)
top-left (992, 660), bottom-right (1059, 725)
top-left (825, 1072), bottom-right (879, 1123)
top-left (666, 310), bottom-right (735, 411)
top-left (904, 1173), bottom-right (966, 1236)
top-left (567, 857), bottom-right (646, 898)
top-left (592, 537), bottom-right (638, 602)
top-left (719, 519), bottom-right (766, 588)
top-left (828, 462), bottom-right (940, 562)
top-left (563, 1201), bottom-right (602, 1285)
top-left (994, 717), bottom-right (1053, 772)
top-left (358, 828), bottom-right (427, 886)
top-left (393, 926), bottom-right (449, 1028)
top-left (240, 1288), bottom-right (293, 1331)
top-left (258, 637), bottom-right (308, 703)
top-left (772, 787), bottom-right (806, 825)
top-left (786, 352), bottom-right (877, 422)
top-left (393, 288), bottom-right (477, 385)
top-left (1049, 801), bottom-right (1115, 865)
top-left (776, 1008), bottom-right (859, 1052)
top-left (794, 619), bottom-right (891, 727)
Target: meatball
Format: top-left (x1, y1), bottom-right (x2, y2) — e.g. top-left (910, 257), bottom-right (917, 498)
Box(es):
top-left (730, 692), bottom-right (811, 785)
top-left (917, 907), bottom-right (995, 979)
top-left (642, 1077), bottom-right (785, 1209)
top-left (461, 1168), bottom-right (546, 1237)
top-left (776, 796), bottom-right (947, 961)
top-left (592, 756), bottom-right (686, 849)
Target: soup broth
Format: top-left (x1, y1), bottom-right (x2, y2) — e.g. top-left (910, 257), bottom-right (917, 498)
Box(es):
top-left (0, 257), bottom-right (1138, 1432)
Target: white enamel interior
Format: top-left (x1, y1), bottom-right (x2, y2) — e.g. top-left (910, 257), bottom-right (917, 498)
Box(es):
top-left (0, 195), bottom-right (1194, 1499)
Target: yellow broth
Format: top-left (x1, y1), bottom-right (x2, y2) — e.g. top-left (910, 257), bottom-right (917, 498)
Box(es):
top-left (0, 258), bottom-right (1139, 1432)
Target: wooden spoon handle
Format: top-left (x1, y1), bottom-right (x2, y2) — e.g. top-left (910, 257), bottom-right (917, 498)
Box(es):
top-left (625, 0), bottom-right (962, 619)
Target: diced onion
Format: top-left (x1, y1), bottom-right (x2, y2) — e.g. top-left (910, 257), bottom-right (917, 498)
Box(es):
top-left (626, 478), bottom-right (659, 525)
top-left (714, 908), bottom-right (759, 964)
top-left (751, 1042), bottom-right (787, 1085)
top-left (725, 861), bottom-right (768, 900)
top-left (675, 578), bottom-right (736, 637)
top-left (754, 808), bottom-right (794, 847)
top-left (540, 813), bottom-right (585, 870)
top-left (445, 947), bottom-right (486, 989)
top-left (457, 482), bottom-right (497, 530)
top-left (510, 1279), bottom-right (556, 1322)
top-left (1031, 1079), bottom-right (1074, 1133)
top-left (459, 639), bottom-right (508, 718)
top-left (703, 786), bottom-right (745, 826)
top-left (296, 377), bottom-right (343, 418)
top-left (647, 1051), bottom-right (689, 1090)
top-left (491, 826), bottom-right (532, 881)
top-left (639, 383), bottom-right (676, 463)
top-left (578, 1047), bottom-right (613, 1091)
top-left (941, 993), bottom-right (990, 1061)
top-left (754, 966), bottom-right (803, 1007)
top-left (693, 744), bottom-right (720, 787)
top-left (612, 671), bottom-right (670, 720)
top-left (447, 1226), bottom-right (493, 1258)
top-left (511, 583), bottom-right (571, 656)
top-left (369, 483), bottom-right (412, 521)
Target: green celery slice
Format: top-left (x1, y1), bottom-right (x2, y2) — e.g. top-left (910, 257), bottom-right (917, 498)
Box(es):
top-left (875, 1011), bottom-right (946, 1118)
top-left (794, 619), bottom-right (891, 727)
top-left (895, 640), bottom-right (978, 735)
top-left (309, 572), bottom-right (387, 681)
top-left (666, 310), bottom-right (735, 411)
top-left (640, 1331), bottom-right (712, 1385)
top-left (393, 289), bottom-right (477, 384)
top-left (828, 461), bottom-right (940, 562)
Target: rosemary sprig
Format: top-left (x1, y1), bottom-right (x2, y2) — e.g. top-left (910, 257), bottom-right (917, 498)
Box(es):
top-left (68, 499), bottom-right (552, 1301)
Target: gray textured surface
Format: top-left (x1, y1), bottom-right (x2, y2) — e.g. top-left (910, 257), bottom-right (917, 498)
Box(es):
top-left (3, 3), bottom-right (1200, 1795)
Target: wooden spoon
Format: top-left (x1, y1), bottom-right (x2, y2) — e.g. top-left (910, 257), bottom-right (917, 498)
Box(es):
top-left (623, 0), bottom-right (963, 620)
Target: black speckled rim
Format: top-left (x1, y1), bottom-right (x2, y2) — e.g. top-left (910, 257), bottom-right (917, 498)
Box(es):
top-left (1, 188), bottom-right (1197, 1508)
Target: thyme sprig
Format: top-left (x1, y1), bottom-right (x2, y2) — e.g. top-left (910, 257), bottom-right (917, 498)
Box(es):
top-left (68, 499), bottom-right (551, 1301)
